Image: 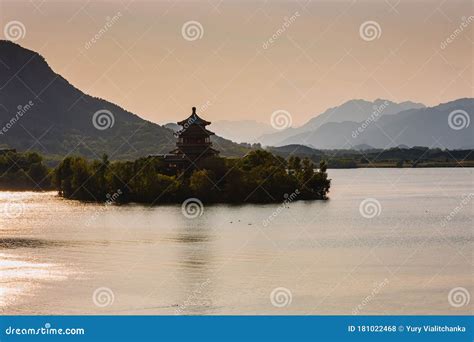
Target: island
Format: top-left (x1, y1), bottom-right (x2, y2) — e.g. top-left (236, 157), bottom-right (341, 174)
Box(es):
top-left (53, 108), bottom-right (330, 203)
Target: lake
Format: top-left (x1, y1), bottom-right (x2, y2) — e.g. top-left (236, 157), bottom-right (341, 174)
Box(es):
top-left (0, 168), bottom-right (472, 315)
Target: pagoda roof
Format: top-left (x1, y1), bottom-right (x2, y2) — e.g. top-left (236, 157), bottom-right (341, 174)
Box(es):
top-left (177, 107), bottom-right (211, 126)
top-left (175, 126), bottom-right (215, 137)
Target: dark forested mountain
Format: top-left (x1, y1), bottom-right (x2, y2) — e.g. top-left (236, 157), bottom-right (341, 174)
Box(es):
top-left (0, 41), bottom-right (248, 160)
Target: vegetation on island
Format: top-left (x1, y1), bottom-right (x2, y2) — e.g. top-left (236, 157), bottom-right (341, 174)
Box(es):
top-left (53, 150), bottom-right (330, 203)
top-left (0, 151), bottom-right (52, 190)
top-left (3, 146), bottom-right (474, 203)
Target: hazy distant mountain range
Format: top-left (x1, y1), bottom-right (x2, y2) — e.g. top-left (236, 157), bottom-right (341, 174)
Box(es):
top-left (0, 40), bottom-right (472, 161)
top-left (0, 40), bottom-right (248, 159)
top-left (257, 99), bottom-right (425, 146)
top-left (260, 98), bottom-right (473, 149)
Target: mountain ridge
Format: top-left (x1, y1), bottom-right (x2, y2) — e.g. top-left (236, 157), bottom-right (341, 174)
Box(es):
top-left (0, 40), bottom-right (249, 160)
top-left (277, 98), bottom-right (473, 149)
top-left (257, 98), bottom-right (426, 146)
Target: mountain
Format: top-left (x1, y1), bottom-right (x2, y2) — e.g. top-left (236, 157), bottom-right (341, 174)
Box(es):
top-left (0, 40), bottom-right (248, 160)
top-left (257, 99), bottom-right (425, 146)
top-left (278, 99), bottom-right (474, 149)
top-left (163, 123), bottom-right (180, 132)
top-left (266, 144), bottom-right (325, 159)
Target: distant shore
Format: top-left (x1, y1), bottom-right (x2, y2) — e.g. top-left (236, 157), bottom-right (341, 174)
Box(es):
top-left (334, 160), bottom-right (474, 169)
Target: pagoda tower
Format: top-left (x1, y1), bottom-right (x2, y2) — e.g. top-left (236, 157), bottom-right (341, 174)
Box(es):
top-left (170, 107), bottom-right (219, 162)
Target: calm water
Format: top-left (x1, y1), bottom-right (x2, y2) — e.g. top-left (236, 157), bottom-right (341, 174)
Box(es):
top-left (0, 168), bottom-right (472, 315)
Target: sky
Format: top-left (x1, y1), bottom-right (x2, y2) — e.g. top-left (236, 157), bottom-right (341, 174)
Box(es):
top-left (0, 0), bottom-right (472, 126)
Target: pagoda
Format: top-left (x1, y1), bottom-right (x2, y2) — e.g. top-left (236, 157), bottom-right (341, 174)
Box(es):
top-left (168, 107), bottom-right (219, 164)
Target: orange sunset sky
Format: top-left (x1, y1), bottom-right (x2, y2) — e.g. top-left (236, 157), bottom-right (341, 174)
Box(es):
top-left (1, 0), bottom-right (472, 126)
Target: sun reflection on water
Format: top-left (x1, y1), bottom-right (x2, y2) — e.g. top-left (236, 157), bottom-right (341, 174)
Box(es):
top-left (0, 253), bottom-right (69, 308)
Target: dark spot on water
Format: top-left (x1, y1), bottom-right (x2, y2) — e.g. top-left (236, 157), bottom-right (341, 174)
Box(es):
top-left (163, 234), bottom-right (211, 244)
top-left (0, 238), bottom-right (67, 249)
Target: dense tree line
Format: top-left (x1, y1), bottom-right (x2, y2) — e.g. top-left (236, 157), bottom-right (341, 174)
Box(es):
top-left (53, 150), bottom-right (331, 203)
top-left (0, 151), bottom-right (51, 190)
top-left (269, 146), bottom-right (474, 168)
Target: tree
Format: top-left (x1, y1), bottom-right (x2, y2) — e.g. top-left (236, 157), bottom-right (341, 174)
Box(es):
top-left (189, 169), bottom-right (216, 201)
top-left (288, 156), bottom-right (301, 174)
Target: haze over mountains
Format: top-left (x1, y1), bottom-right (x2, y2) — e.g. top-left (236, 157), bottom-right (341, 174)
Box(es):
top-left (211, 120), bottom-right (276, 144)
top-left (257, 99), bottom-right (425, 146)
top-left (257, 98), bottom-right (473, 149)
top-left (0, 40), bottom-right (472, 162)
